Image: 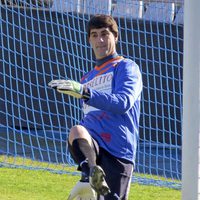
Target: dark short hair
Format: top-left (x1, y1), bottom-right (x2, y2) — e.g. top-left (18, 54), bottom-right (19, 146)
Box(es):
top-left (87, 14), bottom-right (118, 38)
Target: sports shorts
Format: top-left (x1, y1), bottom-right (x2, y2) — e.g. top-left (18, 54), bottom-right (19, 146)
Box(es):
top-left (91, 137), bottom-right (134, 200)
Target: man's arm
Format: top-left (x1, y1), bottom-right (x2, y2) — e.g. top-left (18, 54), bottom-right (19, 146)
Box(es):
top-left (48, 60), bottom-right (142, 114)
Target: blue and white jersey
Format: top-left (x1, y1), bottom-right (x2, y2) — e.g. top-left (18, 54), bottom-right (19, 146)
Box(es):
top-left (80, 55), bottom-right (143, 165)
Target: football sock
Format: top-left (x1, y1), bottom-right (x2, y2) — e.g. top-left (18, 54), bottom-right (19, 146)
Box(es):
top-left (68, 138), bottom-right (97, 180)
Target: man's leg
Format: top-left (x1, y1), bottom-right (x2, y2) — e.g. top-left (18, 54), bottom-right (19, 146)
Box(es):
top-left (68, 125), bottom-right (110, 195)
top-left (68, 125), bottom-right (97, 180)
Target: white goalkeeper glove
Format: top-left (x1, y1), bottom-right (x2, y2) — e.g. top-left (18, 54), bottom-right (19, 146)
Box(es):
top-left (67, 181), bottom-right (97, 200)
top-left (48, 79), bottom-right (89, 99)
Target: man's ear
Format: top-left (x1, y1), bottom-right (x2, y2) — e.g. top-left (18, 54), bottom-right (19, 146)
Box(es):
top-left (115, 36), bottom-right (118, 44)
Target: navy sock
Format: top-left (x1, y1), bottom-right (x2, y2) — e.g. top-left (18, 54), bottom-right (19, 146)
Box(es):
top-left (72, 138), bottom-right (96, 167)
top-left (68, 138), bottom-right (96, 179)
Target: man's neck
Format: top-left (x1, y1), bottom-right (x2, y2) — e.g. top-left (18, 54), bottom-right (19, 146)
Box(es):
top-left (96, 52), bottom-right (118, 66)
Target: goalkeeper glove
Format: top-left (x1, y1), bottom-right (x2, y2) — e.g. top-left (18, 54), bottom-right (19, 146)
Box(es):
top-left (48, 79), bottom-right (90, 99)
top-left (67, 181), bottom-right (97, 200)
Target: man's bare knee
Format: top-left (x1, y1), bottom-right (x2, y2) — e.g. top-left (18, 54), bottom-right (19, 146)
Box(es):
top-left (68, 125), bottom-right (92, 145)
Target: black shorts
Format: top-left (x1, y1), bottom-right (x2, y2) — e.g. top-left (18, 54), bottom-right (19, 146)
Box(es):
top-left (91, 138), bottom-right (134, 200)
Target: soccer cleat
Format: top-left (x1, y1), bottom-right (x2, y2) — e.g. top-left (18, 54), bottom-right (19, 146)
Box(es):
top-left (89, 165), bottom-right (111, 196)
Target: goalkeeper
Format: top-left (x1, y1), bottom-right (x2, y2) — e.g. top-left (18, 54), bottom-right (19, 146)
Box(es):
top-left (49, 14), bottom-right (143, 200)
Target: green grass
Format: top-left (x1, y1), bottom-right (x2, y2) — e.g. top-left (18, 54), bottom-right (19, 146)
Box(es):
top-left (0, 166), bottom-right (181, 200)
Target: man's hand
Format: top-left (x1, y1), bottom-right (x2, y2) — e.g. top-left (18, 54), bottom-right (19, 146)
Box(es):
top-left (48, 79), bottom-right (83, 98)
top-left (67, 181), bottom-right (97, 200)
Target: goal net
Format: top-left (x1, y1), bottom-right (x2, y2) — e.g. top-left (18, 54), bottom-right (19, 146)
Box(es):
top-left (0, 0), bottom-right (183, 188)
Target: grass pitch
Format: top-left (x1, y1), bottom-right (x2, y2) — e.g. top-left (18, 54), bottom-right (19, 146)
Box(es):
top-left (0, 166), bottom-right (181, 200)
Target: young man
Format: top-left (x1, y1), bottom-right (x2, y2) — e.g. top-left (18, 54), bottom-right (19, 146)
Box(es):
top-left (48, 14), bottom-right (143, 200)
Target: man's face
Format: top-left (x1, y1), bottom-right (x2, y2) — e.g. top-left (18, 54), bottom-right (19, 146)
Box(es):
top-left (89, 27), bottom-right (118, 60)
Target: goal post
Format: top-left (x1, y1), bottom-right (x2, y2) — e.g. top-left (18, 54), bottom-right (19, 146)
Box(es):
top-left (182, 0), bottom-right (200, 199)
